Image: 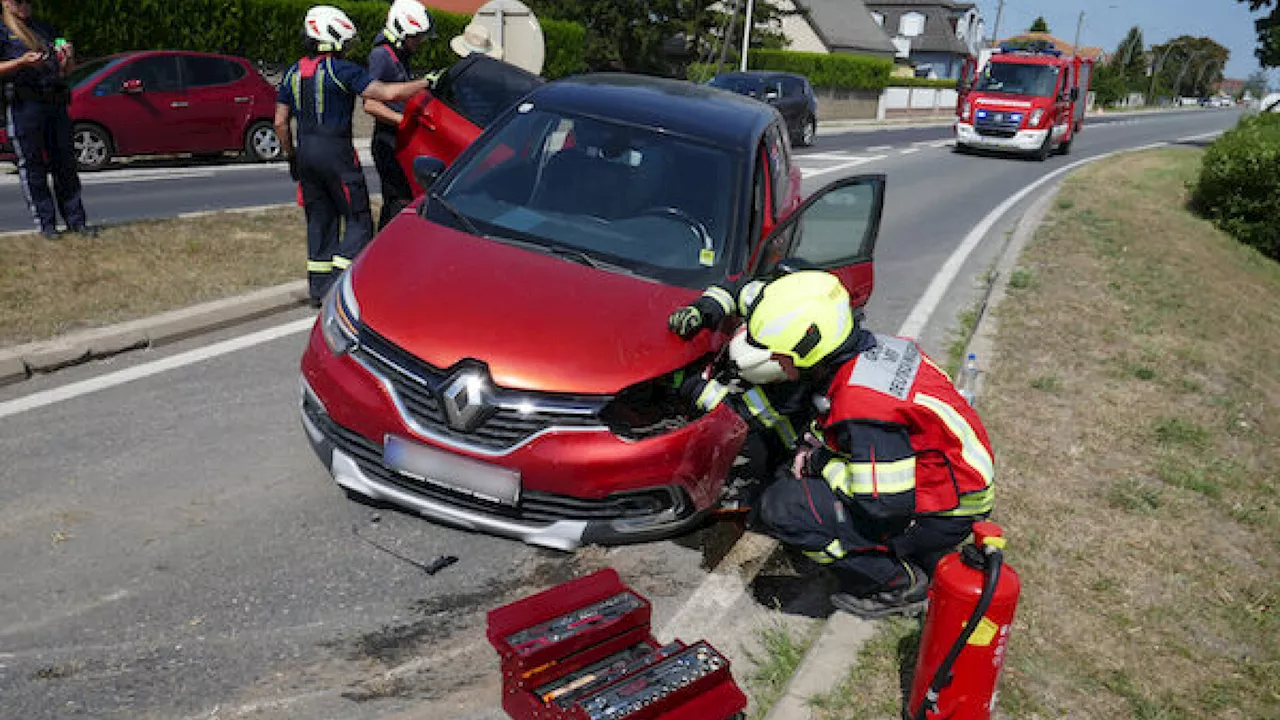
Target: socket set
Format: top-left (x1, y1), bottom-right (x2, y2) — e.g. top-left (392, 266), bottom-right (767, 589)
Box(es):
top-left (488, 569), bottom-right (746, 720)
top-left (578, 642), bottom-right (729, 719)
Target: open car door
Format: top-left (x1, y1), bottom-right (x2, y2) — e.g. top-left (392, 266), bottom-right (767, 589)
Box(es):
top-left (753, 174), bottom-right (885, 308)
top-left (396, 55), bottom-right (544, 197)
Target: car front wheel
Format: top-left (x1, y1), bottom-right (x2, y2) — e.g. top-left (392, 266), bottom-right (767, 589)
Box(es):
top-left (244, 121), bottom-right (282, 162)
top-left (73, 124), bottom-right (112, 171)
top-left (796, 116), bottom-right (817, 147)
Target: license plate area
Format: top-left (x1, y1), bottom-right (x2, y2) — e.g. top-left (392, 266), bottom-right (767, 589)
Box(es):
top-left (383, 434), bottom-right (521, 506)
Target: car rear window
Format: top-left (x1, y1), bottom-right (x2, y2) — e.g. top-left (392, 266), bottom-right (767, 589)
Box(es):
top-left (432, 54), bottom-right (544, 129)
top-left (182, 56), bottom-right (246, 87)
top-left (430, 107), bottom-right (741, 288)
top-left (709, 75), bottom-right (763, 95)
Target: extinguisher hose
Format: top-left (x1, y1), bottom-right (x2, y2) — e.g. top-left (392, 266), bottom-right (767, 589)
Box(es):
top-left (912, 548), bottom-right (1004, 720)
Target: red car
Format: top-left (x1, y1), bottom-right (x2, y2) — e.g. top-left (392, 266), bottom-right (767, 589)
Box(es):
top-left (300, 74), bottom-right (886, 550)
top-left (5, 51), bottom-right (280, 171)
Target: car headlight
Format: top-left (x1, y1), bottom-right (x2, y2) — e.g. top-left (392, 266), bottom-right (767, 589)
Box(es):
top-left (320, 271), bottom-right (360, 355)
top-left (961, 103), bottom-right (972, 121)
top-left (1029, 109), bottom-right (1044, 127)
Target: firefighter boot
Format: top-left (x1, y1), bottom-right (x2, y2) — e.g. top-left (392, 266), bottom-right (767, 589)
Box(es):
top-left (830, 561), bottom-right (929, 620)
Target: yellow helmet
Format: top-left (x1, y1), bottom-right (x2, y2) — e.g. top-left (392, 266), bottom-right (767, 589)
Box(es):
top-left (730, 271), bottom-right (854, 384)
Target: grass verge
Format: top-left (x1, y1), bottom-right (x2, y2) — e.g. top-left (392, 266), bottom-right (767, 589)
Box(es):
top-left (813, 148), bottom-right (1280, 719)
top-left (744, 621), bottom-right (819, 719)
top-left (0, 207), bottom-right (311, 347)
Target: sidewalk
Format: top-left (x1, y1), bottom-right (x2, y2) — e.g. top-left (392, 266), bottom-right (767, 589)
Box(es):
top-left (760, 181), bottom-right (1062, 720)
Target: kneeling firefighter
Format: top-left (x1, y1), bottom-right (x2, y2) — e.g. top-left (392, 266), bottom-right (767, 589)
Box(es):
top-left (275, 5), bottom-right (433, 306)
top-left (668, 271), bottom-right (996, 618)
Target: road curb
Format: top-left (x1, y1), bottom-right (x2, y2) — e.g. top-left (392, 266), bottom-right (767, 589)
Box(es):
top-left (0, 281), bottom-right (309, 387)
top-left (761, 181), bottom-right (1064, 720)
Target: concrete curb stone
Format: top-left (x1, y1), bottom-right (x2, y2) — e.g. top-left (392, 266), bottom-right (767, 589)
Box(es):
top-left (761, 182), bottom-right (1064, 720)
top-left (0, 281), bottom-right (308, 386)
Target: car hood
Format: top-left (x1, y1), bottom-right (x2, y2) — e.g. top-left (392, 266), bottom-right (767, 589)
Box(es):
top-left (350, 219), bottom-right (717, 395)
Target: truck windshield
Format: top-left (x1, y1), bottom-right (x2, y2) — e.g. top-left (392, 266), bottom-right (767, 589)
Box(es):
top-left (975, 62), bottom-right (1059, 98)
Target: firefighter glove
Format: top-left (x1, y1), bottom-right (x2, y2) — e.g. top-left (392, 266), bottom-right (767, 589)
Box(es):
top-left (668, 305), bottom-right (706, 339)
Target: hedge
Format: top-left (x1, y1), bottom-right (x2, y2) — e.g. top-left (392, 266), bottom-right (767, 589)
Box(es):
top-left (747, 49), bottom-right (892, 92)
top-left (1192, 113), bottom-right (1280, 261)
top-left (40, 0), bottom-right (585, 78)
top-left (888, 77), bottom-right (957, 89)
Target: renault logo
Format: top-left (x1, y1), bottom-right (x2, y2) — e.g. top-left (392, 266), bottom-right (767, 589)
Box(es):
top-left (440, 370), bottom-right (493, 432)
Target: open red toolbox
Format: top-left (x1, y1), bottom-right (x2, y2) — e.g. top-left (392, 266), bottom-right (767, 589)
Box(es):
top-left (487, 569), bottom-right (747, 720)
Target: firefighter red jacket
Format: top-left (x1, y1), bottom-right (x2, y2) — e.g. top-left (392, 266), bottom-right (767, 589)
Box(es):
top-left (810, 334), bottom-right (995, 520)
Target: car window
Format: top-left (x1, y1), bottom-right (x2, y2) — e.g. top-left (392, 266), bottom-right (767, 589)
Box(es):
top-left (182, 56), bottom-right (245, 87)
top-left (431, 107), bottom-right (741, 288)
top-left (66, 57), bottom-right (123, 90)
top-left (433, 54), bottom-right (544, 129)
top-left (975, 62), bottom-right (1059, 97)
top-left (118, 56), bottom-right (183, 93)
top-left (782, 77), bottom-right (804, 98)
top-left (709, 75), bottom-right (763, 97)
top-left (764, 125), bottom-right (789, 217)
top-left (789, 182), bottom-right (877, 267)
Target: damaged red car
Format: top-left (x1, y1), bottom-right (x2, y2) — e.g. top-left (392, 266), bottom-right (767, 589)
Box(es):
top-left (300, 74), bottom-right (885, 550)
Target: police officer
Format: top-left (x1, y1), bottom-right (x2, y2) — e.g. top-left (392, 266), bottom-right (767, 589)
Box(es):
top-left (0, 0), bottom-right (94, 238)
top-left (275, 5), bottom-right (433, 306)
top-left (669, 271), bottom-right (996, 619)
top-left (365, 0), bottom-right (435, 231)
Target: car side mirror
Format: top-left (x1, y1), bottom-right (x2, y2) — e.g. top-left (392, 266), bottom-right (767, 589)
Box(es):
top-left (413, 155), bottom-right (446, 189)
top-left (1069, 87), bottom-right (1080, 102)
top-left (122, 79), bottom-right (144, 94)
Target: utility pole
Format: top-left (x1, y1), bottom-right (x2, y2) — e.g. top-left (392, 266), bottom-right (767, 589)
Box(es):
top-left (989, 0), bottom-right (1005, 47)
top-left (739, 0), bottom-right (755, 72)
top-left (1071, 11), bottom-right (1085, 57)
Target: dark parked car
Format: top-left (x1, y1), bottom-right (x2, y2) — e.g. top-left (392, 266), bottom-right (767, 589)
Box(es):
top-left (2, 51), bottom-right (281, 170)
top-left (708, 71), bottom-right (818, 147)
top-left (300, 73), bottom-right (885, 549)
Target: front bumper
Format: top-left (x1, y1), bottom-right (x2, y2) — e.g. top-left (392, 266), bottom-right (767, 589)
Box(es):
top-left (955, 123), bottom-right (1048, 153)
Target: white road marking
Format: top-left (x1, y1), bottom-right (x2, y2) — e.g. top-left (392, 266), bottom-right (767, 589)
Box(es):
top-left (900, 148), bottom-right (920, 155)
top-left (0, 164), bottom-right (286, 187)
top-left (800, 154), bottom-right (886, 178)
top-left (798, 152), bottom-right (863, 161)
top-left (866, 144), bottom-right (893, 152)
top-left (897, 141), bottom-right (1170, 339)
top-left (1177, 131), bottom-right (1223, 143)
top-left (0, 318), bottom-right (314, 420)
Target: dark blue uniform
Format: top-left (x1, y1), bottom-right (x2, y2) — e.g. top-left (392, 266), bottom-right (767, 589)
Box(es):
top-left (1, 20), bottom-right (88, 235)
top-left (367, 33), bottom-right (414, 231)
top-left (278, 55), bottom-right (374, 302)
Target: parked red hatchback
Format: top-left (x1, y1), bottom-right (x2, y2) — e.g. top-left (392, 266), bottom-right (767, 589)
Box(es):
top-left (300, 75), bottom-right (886, 550)
top-left (48, 50), bottom-right (281, 170)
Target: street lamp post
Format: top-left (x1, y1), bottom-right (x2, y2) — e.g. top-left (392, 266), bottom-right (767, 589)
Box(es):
top-left (739, 0), bottom-right (754, 71)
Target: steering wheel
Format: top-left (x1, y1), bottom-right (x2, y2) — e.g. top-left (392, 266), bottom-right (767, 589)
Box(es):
top-left (637, 206), bottom-right (713, 249)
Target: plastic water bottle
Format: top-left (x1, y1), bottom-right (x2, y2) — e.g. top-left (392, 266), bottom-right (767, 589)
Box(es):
top-left (958, 353), bottom-right (979, 406)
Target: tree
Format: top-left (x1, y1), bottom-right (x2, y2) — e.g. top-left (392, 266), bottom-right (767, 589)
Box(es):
top-left (1149, 36), bottom-right (1230, 99)
top-left (1238, 0), bottom-right (1280, 66)
top-left (1029, 16), bottom-right (1050, 33)
top-left (529, 0), bottom-right (785, 76)
top-left (1110, 26), bottom-right (1149, 93)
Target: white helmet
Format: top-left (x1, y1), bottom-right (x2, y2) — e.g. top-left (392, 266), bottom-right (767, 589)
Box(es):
top-left (386, 0), bottom-right (435, 43)
top-left (304, 5), bottom-right (358, 52)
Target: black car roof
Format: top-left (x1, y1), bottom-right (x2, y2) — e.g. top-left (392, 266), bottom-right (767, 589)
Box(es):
top-left (527, 74), bottom-right (776, 151)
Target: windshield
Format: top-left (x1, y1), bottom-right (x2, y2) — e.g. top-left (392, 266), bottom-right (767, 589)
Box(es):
top-left (709, 75), bottom-right (764, 96)
top-left (66, 57), bottom-right (124, 89)
top-left (428, 107), bottom-right (740, 288)
top-left (975, 62), bottom-right (1060, 98)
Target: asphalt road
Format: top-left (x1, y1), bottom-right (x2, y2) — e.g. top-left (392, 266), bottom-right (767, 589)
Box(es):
top-left (0, 108), bottom-right (1239, 720)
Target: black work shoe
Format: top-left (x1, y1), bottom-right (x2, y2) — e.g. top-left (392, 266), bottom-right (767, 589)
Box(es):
top-left (830, 564), bottom-right (929, 620)
top-left (70, 225), bottom-right (100, 238)
top-left (40, 228), bottom-right (60, 239)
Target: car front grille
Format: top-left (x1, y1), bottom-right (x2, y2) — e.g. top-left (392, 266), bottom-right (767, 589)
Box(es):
top-left (974, 110), bottom-right (1022, 137)
top-left (352, 328), bottom-right (605, 451)
top-left (304, 395), bottom-right (688, 522)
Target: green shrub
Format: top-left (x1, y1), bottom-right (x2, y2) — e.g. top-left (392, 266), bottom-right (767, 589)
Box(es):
top-left (747, 49), bottom-right (892, 92)
top-left (41, 0), bottom-right (584, 78)
top-left (1192, 113), bottom-right (1280, 260)
top-left (888, 77), bottom-right (957, 89)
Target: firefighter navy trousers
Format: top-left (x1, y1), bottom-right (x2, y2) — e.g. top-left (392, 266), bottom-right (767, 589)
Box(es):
top-left (5, 95), bottom-right (86, 233)
top-left (297, 135), bottom-right (373, 302)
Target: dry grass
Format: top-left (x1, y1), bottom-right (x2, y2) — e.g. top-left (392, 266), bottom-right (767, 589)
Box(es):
top-left (0, 207), bottom-right (310, 347)
top-left (816, 149), bottom-right (1280, 719)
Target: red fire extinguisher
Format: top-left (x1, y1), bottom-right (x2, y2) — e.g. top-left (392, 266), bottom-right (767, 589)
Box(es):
top-left (907, 521), bottom-right (1021, 720)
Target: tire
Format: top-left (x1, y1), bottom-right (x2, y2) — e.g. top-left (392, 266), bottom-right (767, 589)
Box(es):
top-left (243, 120), bottom-right (282, 162)
top-left (1034, 131), bottom-right (1053, 162)
top-left (1058, 135), bottom-right (1073, 155)
top-left (796, 116), bottom-right (817, 147)
top-left (72, 123), bottom-right (112, 171)
top-left (953, 142), bottom-right (970, 155)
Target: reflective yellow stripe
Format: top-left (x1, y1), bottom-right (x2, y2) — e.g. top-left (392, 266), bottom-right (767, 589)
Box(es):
top-left (702, 286), bottom-right (734, 315)
top-left (326, 57), bottom-right (349, 94)
top-left (331, 255), bottom-right (352, 270)
top-left (737, 280), bottom-right (765, 315)
top-left (920, 353), bottom-right (952, 384)
top-left (741, 387), bottom-right (798, 447)
top-left (821, 456), bottom-right (916, 496)
top-left (307, 260), bottom-right (334, 273)
top-left (695, 380), bottom-right (729, 412)
top-left (803, 539), bottom-right (846, 565)
top-left (291, 70), bottom-right (301, 109)
top-left (914, 393), bottom-right (995, 484)
top-left (315, 64), bottom-right (326, 116)
top-left (937, 485), bottom-right (995, 517)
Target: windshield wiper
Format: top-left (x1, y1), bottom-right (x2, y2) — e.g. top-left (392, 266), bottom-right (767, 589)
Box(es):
top-left (428, 192), bottom-right (485, 238)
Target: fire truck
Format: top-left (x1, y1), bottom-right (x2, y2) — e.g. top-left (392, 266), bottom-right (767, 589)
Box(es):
top-left (955, 42), bottom-right (1094, 160)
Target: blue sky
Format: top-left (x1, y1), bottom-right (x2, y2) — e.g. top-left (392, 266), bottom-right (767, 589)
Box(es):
top-left (970, 0), bottom-right (1279, 85)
